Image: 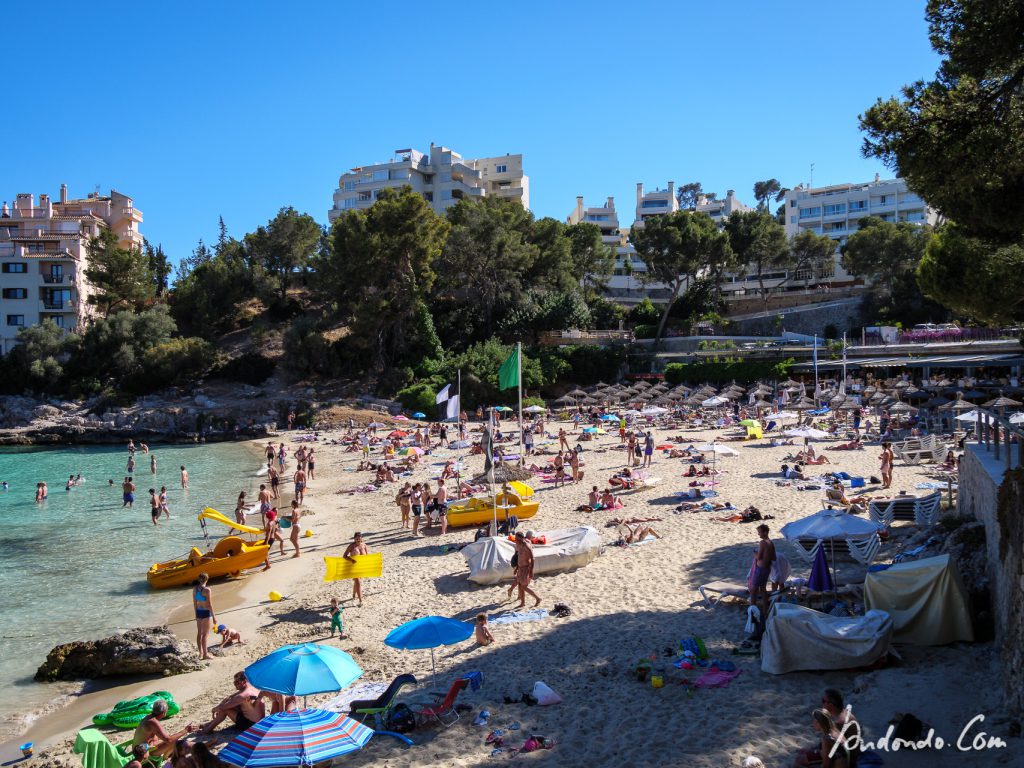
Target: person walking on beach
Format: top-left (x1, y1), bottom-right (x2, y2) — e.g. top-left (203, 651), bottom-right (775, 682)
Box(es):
top-left (306, 448), bottom-right (316, 480)
top-left (343, 532), bottom-right (370, 607)
top-left (122, 477), bottom-right (136, 508)
top-left (277, 443), bottom-right (287, 470)
top-left (265, 442), bottom-right (275, 465)
top-left (569, 449), bottom-right (580, 483)
top-left (261, 510), bottom-right (285, 569)
top-left (435, 479), bottom-right (449, 535)
top-left (643, 431), bottom-right (655, 468)
top-left (749, 523), bottom-right (776, 628)
top-left (257, 484), bottom-right (272, 527)
top-left (880, 442), bottom-right (894, 489)
top-left (410, 482), bottom-right (424, 536)
top-left (626, 432), bottom-right (638, 468)
top-left (180, 465), bottom-right (188, 489)
top-left (267, 463), bottom-right (280, 499)
top-left (558, 428), bottom-right (569, 452)
top-left (287, 499), bottom-right (302, 558)
top-left (511, 532), bottom-right (541, 608)
top-left (397, 482), bottom-right (412, 529)
top-left (193, 572), bottom-right (216, 660)
top-left (293, 465), bottom-right (307, 505)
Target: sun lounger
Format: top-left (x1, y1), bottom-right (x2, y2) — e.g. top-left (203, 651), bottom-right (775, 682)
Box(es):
top-left (868, 490), bottom-right (942, 528)
top-left (350, 673), bottom-right (417, 728)
top-left (891, 434), bottom-right (950, 465)
top-left (698, 580), bottom-right (751, 607)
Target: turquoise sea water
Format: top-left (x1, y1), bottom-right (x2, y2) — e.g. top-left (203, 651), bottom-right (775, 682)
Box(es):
top-left (0, 442), bottom-right (260, 734)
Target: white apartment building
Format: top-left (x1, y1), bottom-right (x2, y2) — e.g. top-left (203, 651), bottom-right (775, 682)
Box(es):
top-left (0, 185), bottom-right (143, 353)
top-left (695, 189), bottom-right (751, 223)
top-left (328, 144), bottom-right (529, 222)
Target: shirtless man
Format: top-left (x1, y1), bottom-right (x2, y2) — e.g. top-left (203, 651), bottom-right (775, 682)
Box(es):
top-left (133, 699), bottom-right (195, 758)
top-left (343, 532), bottom-right (370, 606)
top-left (257, 483), bottom-right (272, 527)
top-left (122, 477), bottom-right (136, 508)
top-left (293, 466), bottom-right (307, 505)
top-left (511, 532), bottom-right (541, 608)
top-left (199, 671), bottom-right (265, 735)
top-left (267, 463), bottom-right (280, 499)
top-left (180, 465), bottom-right (189, 490)
top-left (750, 523), bottom-right (776, 627)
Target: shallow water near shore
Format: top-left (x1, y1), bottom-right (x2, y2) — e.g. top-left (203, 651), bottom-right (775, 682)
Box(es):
top-left (0, 442), bottom-right (260, 738)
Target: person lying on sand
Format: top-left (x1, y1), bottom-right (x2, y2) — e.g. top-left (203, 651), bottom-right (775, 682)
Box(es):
top-left (713, 506), bottom-right (774, 524)
top-left (606, 516), bottom-right (661, 527)
top-left (616, 523), bottom-right (661, 544)
top-left (676, 499), bottom-right (732, 512)
top-left (827, 437), bottom-right (864, 450)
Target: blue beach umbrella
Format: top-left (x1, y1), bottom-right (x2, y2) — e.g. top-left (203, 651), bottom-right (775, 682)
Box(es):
top-left (385, 616), bottom-right (473, 680)
top-left (219, 709), bottom-right (372, 768)
top-left (412, 412), bottom-right (426, 419)
top-left (245, 644), bottom-right (362, 701)
top-left (807, 544), bottom-right (835, 594)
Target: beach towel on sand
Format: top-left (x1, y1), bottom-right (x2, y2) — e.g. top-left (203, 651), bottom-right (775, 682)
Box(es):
top-left (489, 608), bottom-right (549, 625)
top-left (322, 682), bottom-right (389, 713)
top-left (694, 668), bottom-right (741, 688)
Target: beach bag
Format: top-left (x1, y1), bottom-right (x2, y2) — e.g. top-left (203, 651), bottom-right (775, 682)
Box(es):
top-left (532, 681), bottom-right (562, 706)
top-left (387, 703), bottom-right (416, 733)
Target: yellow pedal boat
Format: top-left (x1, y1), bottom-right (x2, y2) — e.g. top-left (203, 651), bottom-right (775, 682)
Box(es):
top-left (446, 492), bottom-right (539, 528)
top-left (147, 536), bottom-right (269, 589)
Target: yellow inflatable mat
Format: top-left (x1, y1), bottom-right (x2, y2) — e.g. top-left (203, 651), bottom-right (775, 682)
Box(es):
top-left (323, 553), bottom-right (383, 582)
top-left (199, 507), bottom-right (263, 535)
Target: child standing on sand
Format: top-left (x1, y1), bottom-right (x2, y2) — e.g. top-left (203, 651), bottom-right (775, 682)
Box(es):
top-left (329, 598), bottom-right (345, 638)
top-left (474, 613), bottom-right (495, 646)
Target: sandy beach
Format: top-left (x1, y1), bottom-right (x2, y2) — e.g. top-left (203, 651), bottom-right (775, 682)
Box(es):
top-left (9, 420), bottom-right (1012, 768)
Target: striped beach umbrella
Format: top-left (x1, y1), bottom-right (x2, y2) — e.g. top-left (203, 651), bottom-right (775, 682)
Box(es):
top-left (219, 709), bottom-right (373, 768)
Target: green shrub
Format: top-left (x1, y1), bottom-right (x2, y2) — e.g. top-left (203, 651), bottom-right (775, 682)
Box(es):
top-left (282, 316), bottom-right (334, 377)
top-left (634, 324), bottom-right (657, 339)
top-left (125, 337), bottom-right (217, 393)
top-left (397, 382), bottom-right (438, 414)
top-left (629, 298), bottom-right (660, 325)
top-left (664, 358), bottom-right (794, 384)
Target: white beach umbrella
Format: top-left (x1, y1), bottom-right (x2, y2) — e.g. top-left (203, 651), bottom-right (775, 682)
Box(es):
top-left (784, 427), bottom-right (831, 439)
top-left (640, 406), bottom-right (669, 415)
top-left (701, 395), bottom-right (729, 407)
top-left (694, 443), bottom-right (738, 455)
top-left (955, 410), bottom-right (993, 422)
top-left (523, 405), bottom-right (545, 413)
top-left (1011, 412), bottom-right (1024, 424)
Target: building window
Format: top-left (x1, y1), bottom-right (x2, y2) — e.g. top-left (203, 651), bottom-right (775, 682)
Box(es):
top-left (343, 181), bottom-right (356, 191)
top-left (793, 269), bottom-right (811, 281)
top-left (1, 262), bottom-right (27, 274)
top-left (6, 315), bottom-right (24, 326)
top-left (817, 263), bottom-right (836, 279)
top-left (586, 215), bottom-right (609, 221)
top-left (790, 200), bottom-right (797, 208)
top-left (849, 200), bottom-right (867, 211)
top-left (495, 165), bottom-right (507, 173)
top-left (879, 195), bottom-right (888, 204)
top-left (2, 288), bottom-right (27, 299)
top-left (641, 200), bottom-right (668, 208)
top-left (372, 170), bottom-right (389, 181)
top-left (799, 207), bottom-right (821, 218)
top-left (823, 204), bottom-right (846, 215)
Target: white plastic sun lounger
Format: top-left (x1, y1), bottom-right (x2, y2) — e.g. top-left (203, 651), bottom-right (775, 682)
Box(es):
top-left (698, 580), bottom-right (751, 607)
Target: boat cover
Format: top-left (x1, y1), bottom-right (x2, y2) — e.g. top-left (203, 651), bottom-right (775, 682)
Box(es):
top-left (461, 527), bottom-right (601, 585)
top-left (761, 603), bottom-right (893, 674)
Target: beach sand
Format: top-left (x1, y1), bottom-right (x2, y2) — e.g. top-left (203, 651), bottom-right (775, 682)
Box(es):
top-left (8, 422), bottom-right (1012, 768)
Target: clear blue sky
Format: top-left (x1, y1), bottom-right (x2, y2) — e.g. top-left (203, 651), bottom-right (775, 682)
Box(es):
top-left (3, 1), bottom-right (938, 267)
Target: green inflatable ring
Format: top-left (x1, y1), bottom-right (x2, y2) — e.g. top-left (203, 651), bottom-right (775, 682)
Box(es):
top-left (93, 691), bottom-right (180, 729)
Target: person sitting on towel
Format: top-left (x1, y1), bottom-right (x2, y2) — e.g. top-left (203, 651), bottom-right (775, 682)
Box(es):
top-left (781, 464), bottom-right (807, 481)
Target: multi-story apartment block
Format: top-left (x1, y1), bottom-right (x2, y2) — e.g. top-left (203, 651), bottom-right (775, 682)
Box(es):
top-left (328, 144), bottom-right (528, 222)
top-left (0, 185), bottom-right (143, 352)
top-left (695, 189), bottom-right (751, 223)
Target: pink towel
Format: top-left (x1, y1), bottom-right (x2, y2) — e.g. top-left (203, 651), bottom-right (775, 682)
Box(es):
top-left (695, 668), bottom-right (741, 688)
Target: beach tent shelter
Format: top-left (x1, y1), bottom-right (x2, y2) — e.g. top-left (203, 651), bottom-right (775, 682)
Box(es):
top-left (863, 554), bottom-right (974, 645)
top-left (761, 603), bottom-right (893, 674)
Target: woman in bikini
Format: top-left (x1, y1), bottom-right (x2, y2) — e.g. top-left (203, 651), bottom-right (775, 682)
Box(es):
top-left (193, 573), bottom-right (215, 661)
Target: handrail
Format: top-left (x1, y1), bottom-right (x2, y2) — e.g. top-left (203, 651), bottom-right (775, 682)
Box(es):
top-left (970, 406), bottom-right (1024, 470)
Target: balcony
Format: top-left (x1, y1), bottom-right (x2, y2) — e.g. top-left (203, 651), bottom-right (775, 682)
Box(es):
top-left (42, 274), bottom-right (67, 284)
top-left (492, 186), bottom-right (524, 199)
top-left (121, 207), bottom-right (143, 222)
top-left (40, 300), bottom-right (75, 311)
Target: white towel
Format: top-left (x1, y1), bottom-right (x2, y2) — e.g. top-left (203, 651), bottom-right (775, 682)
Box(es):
top-left (745, 605), bottom-right (761, 634)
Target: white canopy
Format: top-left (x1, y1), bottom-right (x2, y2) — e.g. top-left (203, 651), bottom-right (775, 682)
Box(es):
top-left (694, 443), bottom-right (738, 455)
top-left (762, 604), bottom-right (893, 674)
top-left (523, 405), bottom-right (546, 413)
top-left (460, 527), bottom-right (602, 585)
top-left (701, 396), bottom-right (729, 407)
top-left (780, 508), bottom-right (885, 564)
top-left (640, 406), bottom-right (669, 415)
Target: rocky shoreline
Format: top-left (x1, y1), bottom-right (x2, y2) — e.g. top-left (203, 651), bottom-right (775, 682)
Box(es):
top-left (0, 392), bottom-right (280, 446)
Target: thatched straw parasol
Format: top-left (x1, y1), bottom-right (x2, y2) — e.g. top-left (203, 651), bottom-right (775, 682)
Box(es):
top-left (471, 460), bottom-right (534, 485)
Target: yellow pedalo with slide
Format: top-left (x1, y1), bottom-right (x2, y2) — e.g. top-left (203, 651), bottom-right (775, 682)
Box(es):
top-left (146, 508), bottom-right (269, 589)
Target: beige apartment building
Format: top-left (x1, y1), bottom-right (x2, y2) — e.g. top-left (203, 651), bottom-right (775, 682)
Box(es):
top-left (0, 185), bottom-right (143, 352)
top-left (328, 144), bottom-right (529, 222)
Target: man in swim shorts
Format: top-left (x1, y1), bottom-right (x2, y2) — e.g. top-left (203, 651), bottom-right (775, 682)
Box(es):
top-left (749, 523), bottom-right (776, 630)
top-left (199, 672), bottom-right (265, 734)
top-left (122, 477), bottom-right (136, 508)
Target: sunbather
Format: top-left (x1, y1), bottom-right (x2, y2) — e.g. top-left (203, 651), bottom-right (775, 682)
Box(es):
top-left (616, 523), bottom-right (661, 544)
top-left (712, 505), bottom-right (767, 524)
top-left (827, 437), bottom-right (863, 450)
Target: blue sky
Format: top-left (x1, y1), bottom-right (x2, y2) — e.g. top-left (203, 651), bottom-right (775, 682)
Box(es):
top-left (3, 1), bottom-right (938, 267)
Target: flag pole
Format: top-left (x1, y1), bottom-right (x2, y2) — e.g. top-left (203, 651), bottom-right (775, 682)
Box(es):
top-left (517, 342), bottom-right (524, 466)
top-left (455, 368), bottom-right (462, 488)
top-left (813, 333), bottom-right (820, 407)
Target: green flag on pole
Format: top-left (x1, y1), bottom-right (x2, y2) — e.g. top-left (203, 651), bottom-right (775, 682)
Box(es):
top-left (498, 347), bottom-right (520, 390)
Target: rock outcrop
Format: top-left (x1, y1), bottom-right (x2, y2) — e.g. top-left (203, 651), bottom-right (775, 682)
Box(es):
top-left (35, 626), bottom-right (203, 681)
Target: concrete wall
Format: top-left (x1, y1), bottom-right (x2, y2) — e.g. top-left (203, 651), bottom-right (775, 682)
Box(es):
top-left (728, 298), bottom-right (862, 337)
top-left (958, 443), bottom-right (1024, 716)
